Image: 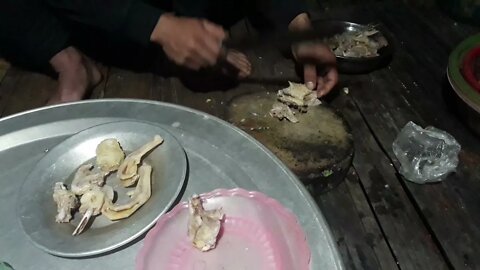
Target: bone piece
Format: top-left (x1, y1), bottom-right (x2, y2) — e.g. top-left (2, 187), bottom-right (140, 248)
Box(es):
top-left (52, 182), bottom-right (78, 223)
top-left (187, 195), bottom-right (224, 252)
top-left (72, 187), bottom-right (106, 236)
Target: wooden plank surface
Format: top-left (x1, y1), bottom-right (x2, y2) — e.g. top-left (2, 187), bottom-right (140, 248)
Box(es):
top-left (314, 4), bottom-right (480, 268)
top-left (167, 77), bottom-right (227, 118)
top-left (0, 68), bottom-right (56, 117)
top-left (355, 5), bottom-right (480, 269)
top-left (405, 6), bottom-right (478, 49)
top-left (332, 86), bottom-right (449, 269)
top-left (0, 59), bottom-right (11, 115)
top-left (316, 168), bottom-right (398, 270)
top-left (103, 68), bottom-right (155, 100)
top-left (348, 63), bottom-right (480, 269)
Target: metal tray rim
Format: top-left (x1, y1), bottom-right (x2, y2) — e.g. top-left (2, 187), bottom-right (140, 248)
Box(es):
top-left (0, 98), bottom-right (344, 270)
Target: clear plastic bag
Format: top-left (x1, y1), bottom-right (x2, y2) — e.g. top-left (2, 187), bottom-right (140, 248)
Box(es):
top-left (392, 121), bottom-right (461, 184)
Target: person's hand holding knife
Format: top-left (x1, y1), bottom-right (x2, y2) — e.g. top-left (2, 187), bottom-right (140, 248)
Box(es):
top-left (151, 13), bottom-right (338, 97)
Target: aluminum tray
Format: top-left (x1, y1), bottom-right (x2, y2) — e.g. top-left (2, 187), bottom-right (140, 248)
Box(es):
top-left (0, 99), bottom-right (344, 270)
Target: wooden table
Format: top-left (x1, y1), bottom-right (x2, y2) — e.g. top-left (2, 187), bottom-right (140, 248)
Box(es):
top-left (0, 3), bottom-right (479, 270)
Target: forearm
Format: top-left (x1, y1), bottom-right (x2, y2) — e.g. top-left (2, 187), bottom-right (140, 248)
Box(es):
top-left (149, 13), bottom-right (174, 45)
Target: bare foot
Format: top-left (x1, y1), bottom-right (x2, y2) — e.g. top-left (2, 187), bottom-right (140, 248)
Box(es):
top-left (47, 46), bottom-right (102, 105)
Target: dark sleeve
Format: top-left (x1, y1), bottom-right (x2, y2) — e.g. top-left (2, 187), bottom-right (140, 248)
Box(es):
top-left (44, 0), bottom-right (164, 46)
top-left (123, 1), bottom-right (164, 46)
top-left (0, 0), bottom-right (71, 72)
top-left (249, 0), bottom-right (309, 32)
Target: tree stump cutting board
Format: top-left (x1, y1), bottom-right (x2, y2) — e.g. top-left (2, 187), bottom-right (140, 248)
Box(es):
top-left (227, 91), bottom-right (354, 193)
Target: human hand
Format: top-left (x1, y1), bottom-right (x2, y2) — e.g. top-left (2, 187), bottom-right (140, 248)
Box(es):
top-left (150, 14), bottom-right (226, 70)
top-left (292, 43), bottom-right (338, 97)
top-left (289, 13), bottom-right (338, 97)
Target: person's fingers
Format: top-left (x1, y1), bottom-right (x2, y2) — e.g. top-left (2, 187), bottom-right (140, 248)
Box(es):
top-left (226, 51), bottom-right (252, 78)
top-left (303, 63), bottom-right (317, 90)
top-left (294, 42), bottom-right (338, 96)
top-left (202, 20), bottom-right (226, 41)
top-left (228, 57), bottom-right (250, 78)
top-left (232, 51), bottom-right (251, 68)
top-left (235, 59), bottom-right (251, 78)
top-left (231, 62), bottom-right (251, 78)
top-left (318, 67), bottom-right (339, 96)
top-left (230, 52), bottom-right (251, 72)
top-left (316, 76), bottom-right (325, 96)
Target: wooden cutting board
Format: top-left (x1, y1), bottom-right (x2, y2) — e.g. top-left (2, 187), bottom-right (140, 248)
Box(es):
top-left (227, 91), bottom-right (354, 193)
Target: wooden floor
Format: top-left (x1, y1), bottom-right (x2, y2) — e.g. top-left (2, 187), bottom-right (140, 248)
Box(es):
top-left (1, 3), bottom-right (480, 270)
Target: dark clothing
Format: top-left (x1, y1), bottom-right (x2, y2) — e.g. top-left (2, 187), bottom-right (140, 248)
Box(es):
top-left (0, 0), bottom-right (307, 71)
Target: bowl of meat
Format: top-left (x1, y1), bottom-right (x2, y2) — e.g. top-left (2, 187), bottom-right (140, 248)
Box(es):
top-left (17, 120), bottom-right (188, 258)
top-left (312, 20), bottom-right (395, 74)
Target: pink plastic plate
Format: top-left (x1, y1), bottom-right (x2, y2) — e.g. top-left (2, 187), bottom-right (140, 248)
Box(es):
top-left (136, 188), bottom-right (311, 270)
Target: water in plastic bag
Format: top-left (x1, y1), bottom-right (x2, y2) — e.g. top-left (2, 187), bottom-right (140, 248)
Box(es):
top-left (392, 121), bottom-right (461, 184)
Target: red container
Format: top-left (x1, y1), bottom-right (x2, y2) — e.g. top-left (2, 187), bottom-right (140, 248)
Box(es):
top-left (461, 46), bottom-right (480, 93)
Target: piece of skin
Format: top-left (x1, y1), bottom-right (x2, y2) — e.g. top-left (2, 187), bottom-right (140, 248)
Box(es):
top-left (281, 81), bottom-right (312, 100)
top-left (71, 164), bottom-right (107, 195)
top-left (52, 182), bottom-right (78, 223)
top-left (103, 164), bottom-right (152, 221)
top-left (277, 81), bottom-right (321, 108)
top-left (117, 135), bottom-right (163, 187)
top-left (187, 195), bottom-right (224, 252)
top-left (269, 102), bottom-right (299, 123)
top-left (289, 13), bottom-right (339, 97)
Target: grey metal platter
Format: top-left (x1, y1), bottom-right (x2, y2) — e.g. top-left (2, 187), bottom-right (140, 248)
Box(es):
top-left (18, 121), bottom-right (188, 258)
top-left (0, 99), bottom-right (344, 270)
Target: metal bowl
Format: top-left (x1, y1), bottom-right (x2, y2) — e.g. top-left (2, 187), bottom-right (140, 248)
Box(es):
top-left (311, 20), bottom-right (395, 74)
top-left (17, 120), bottom-right (188, 258)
